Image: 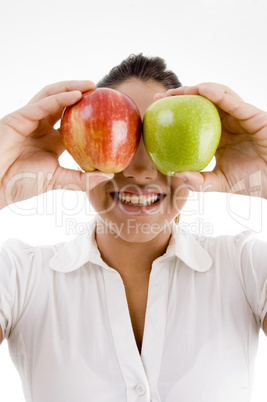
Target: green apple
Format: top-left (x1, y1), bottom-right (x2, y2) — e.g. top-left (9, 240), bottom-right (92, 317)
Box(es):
top-left (143, 95), bottom-right (221, 175)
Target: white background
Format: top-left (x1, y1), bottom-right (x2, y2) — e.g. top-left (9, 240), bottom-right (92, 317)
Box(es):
top-left (0, 0), bottom-right (267, 400)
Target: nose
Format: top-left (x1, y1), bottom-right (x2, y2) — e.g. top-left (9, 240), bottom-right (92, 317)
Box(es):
top-left (122, 137), bottom-right (158, 182)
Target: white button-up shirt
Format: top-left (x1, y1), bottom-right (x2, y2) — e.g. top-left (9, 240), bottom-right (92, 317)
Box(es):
top-left (0, 219), bottom-right (266, 402)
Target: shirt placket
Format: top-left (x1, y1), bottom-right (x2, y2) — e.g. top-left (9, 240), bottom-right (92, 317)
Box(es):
top-left (103, 268), bottom-right (151, 402)
top-left (102, 257), bottom-right (170, 402)
top-left (141, 258), bottom-right (170, 402)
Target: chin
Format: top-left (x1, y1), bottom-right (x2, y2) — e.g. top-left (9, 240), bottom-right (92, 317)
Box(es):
top-left (96, 215), bottom-right (173, 244)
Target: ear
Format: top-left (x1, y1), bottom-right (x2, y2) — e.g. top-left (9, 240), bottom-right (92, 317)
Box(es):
top-left (174, 214), bottom-right (180, 224)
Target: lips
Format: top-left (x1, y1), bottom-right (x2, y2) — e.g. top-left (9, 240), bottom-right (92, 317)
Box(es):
top-left (113, 192), bottom-right (164, 206)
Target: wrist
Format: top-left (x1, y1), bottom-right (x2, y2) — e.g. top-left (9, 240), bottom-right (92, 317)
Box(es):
top-left (0, 189), bottom-right (8, 210)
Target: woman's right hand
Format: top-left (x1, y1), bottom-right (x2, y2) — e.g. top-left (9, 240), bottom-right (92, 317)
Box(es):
top-left (0, 81), bottom-right (113, 209)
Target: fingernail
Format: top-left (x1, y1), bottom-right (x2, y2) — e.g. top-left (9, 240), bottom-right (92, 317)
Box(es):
top-left (98, 173), bottom-right (114, 181)
top-left (89, 172), bottom-right (114, 182)
top-left (174, 173), bottom-right (188, 182)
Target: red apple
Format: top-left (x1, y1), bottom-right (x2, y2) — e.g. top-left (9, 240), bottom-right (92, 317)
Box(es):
top-left (60, 88), bottom-right (142, 173)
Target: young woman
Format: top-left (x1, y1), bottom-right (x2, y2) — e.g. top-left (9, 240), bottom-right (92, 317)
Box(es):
top-left (0, 54), bottom-right (266, 401)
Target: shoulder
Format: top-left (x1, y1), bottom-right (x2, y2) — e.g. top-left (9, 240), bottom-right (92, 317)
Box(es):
top-left (1, 237), bottom-right (65, 261)
top-left (191, 230), bottom-right (267, 300)
top-left (0, 238), bottom-right (68, 340)
top-left (192, 230), bottom-right (266, 274)
top-left (171, 226), bottom-right (258, 267)
top-left (172, 227), bottom-right (264, 276)
top-left (192, 230), bottom-right (257, 259)
top-left (0, 238), bottom-right (66, 280)
top-left (172, 228), bottom-right (267, 327)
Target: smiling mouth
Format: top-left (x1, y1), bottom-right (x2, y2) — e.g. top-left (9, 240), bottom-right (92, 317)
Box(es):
top-left (112, 192), bottom-right (165, 206)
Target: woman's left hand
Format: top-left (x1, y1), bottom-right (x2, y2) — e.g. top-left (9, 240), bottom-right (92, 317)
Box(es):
top-left (159, 83), bottom-right (267, 199)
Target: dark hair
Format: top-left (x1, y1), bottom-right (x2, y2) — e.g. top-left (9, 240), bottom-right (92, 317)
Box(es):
top-left (96, 53), bottom-right (182, 90)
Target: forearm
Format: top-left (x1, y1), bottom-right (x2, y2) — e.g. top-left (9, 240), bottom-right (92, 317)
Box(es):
top-left (0, 189), bottom-right (7, 211)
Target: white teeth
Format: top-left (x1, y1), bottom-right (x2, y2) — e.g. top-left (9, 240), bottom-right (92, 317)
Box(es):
top-left (139, 195), bottom-right (147, 205)
top-left (117, 193), bottom-right (160, 206)
top-left (131, 195), bottom-right (139, 204)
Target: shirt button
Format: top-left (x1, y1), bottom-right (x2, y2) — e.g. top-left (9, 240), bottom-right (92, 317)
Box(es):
top-left (136, 383), bottom-right (146, 395)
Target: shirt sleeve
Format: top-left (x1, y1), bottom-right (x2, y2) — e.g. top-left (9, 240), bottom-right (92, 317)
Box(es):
top-left (234, 232), bottom-right (267, 328)
top-left (0, 239), bottom-right (36, 340)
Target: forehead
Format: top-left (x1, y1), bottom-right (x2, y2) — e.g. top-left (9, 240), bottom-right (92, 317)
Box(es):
top-left (114, 78), bottom-right (167, 118)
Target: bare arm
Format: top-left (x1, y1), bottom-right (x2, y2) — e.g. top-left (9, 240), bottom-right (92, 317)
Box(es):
top-left (164, 83), bottom-right (267, 198)
top-left (0, 80), bottom-right (113, 209)
top-left (0, 82), bottom-right (115, 348)
top-left (263, 314), bottom-right (267, 336)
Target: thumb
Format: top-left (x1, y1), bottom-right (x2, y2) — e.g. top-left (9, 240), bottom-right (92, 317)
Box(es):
top-left (50, 168), bottom-right (114, 192)
top-left (175, 171), bottom-right (221, 193)
top-left (154, 93), bottom-right (166, 101)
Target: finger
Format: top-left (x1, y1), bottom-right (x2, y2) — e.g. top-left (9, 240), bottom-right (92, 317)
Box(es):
top-left (154, 93), bottom-right (166, 101)
top-left (166, 83), bottom-right (244, 101)
top-left (165, 86), bottom-right (190, 97)
top-left (167, 83), bottom-right (263, 125)
top-left (50, 168), bottom-right (114, 192)
top-left (185, 85), bottom-right (266, 134)
top-left (220, 113), bottom-right (245, 134)
top-left (203, 83), bottom-right (244, 101)
top-left (28, 80), bottom-right (95, 103)
top-left (174, 170), bottom-right (224, 193)
top-left (2, 90), bottom-right (83, 137)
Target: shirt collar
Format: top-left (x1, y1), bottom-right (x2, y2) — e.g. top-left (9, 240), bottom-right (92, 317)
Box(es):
top-left (49, 218), bottom-right (212, 273)
top-left (49, 218), bottom-right (107, 273)
top-left (163, 224), bottom-right (212, 272)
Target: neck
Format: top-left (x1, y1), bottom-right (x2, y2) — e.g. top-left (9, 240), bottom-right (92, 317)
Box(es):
top-left (95, 218), bottom-right (172, 279)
